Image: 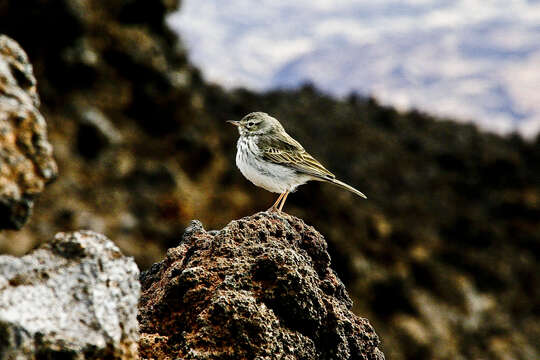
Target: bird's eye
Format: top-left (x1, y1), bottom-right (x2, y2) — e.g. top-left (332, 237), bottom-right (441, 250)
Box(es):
top-left (247, 121), bottom-right (254, 127)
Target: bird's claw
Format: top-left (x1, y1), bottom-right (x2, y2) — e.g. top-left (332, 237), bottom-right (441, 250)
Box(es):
top-left (267, 205), bottom-right (281, 213)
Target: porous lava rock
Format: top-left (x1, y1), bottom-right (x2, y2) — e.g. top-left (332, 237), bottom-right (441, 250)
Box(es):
top-left (0, 35), bottom-right (57, 229)
top-left (139, 212), bottom-right (384, 360)
top-left (0, 231), bottom-right (140, 359)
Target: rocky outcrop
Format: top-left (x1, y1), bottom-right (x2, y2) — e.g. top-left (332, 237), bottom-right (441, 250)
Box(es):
top-left (0, 35), bottom-right (57, 229)
top-left (0, 231), bottom-right (140, 359)
top-left (139, 212), bottom-right (384, 360)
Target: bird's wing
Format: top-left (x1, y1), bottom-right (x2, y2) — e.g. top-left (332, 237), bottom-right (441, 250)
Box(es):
top-left (258, 131), bottom-right (335, 179)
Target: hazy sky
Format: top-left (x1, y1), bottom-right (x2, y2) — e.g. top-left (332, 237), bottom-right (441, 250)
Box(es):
top-left (168, 0), bottom-right (540, 137)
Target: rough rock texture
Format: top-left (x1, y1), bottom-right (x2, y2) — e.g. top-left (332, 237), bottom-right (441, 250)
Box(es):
top-left (0, 231), bottom-right (140, 359)
top-left (0, 35), bottom-right (57, 229)
top-left (139, 212), bottom-right (384, 360)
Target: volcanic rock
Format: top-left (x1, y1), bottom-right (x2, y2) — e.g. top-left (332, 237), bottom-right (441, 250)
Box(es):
top-left (0, 35), bottom-right (57, 229)
top-left (139, 212), bottom-right (384, 360)
top-left (0, 231), bottom-right (140, 359)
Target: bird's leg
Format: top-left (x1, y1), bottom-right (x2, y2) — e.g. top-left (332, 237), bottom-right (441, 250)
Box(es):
top-left (268, 192), bottom-right (285, 212)
top-left (278, 191), bottom-right (289, 212)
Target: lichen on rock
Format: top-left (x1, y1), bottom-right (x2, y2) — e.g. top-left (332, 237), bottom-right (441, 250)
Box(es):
top-left (139, 212), bottom-right (385, 360)
top-left (0, 231), bottom-right (140, 359)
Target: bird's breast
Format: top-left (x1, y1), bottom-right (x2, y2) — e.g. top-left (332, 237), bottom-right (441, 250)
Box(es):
top-left (235, 136), bottom-right (308, 193)
top-left (236, 137), bottom-right (262, 181)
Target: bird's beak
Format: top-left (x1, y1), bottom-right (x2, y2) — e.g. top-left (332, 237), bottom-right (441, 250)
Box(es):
top-left (227, 120), bottom-right (240, 127)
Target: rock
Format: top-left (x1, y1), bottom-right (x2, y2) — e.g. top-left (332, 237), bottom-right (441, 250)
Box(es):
top-left (138, 212), bottom-right (384, 360)
top-left (76, 106), bottom-right (123, 159)
top-left (0, 35), bottom-right (57, 229)
top-left (0, 231), bottom-right (140, 359)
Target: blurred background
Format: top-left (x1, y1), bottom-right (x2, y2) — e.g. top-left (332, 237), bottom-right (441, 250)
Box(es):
top-left (0, 0), bottom-right (539, 359)
top-left (171, 0), bottom-right (540, 137)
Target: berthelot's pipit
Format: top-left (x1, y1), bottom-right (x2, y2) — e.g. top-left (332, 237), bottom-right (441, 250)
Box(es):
top-left (228, 112), bottom-right (366, 212)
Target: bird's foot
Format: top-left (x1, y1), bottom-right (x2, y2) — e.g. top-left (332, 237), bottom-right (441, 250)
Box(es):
top-left (266, 205), bottom-right (281, 213)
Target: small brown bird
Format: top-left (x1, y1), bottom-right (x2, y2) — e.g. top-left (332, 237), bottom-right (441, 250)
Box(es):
top-left (228, 112), bottom-right (366, 212)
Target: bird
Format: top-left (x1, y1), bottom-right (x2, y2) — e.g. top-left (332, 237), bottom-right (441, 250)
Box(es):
top-left (228, 112), bottom-right (366, 212)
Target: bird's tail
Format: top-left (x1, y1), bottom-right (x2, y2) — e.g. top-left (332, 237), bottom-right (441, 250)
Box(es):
top-left (325, 177), bottom-right (367, 199)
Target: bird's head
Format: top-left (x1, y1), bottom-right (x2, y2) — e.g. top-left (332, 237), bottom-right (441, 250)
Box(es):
top-left (227, 112), bottom-right (283, 136)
